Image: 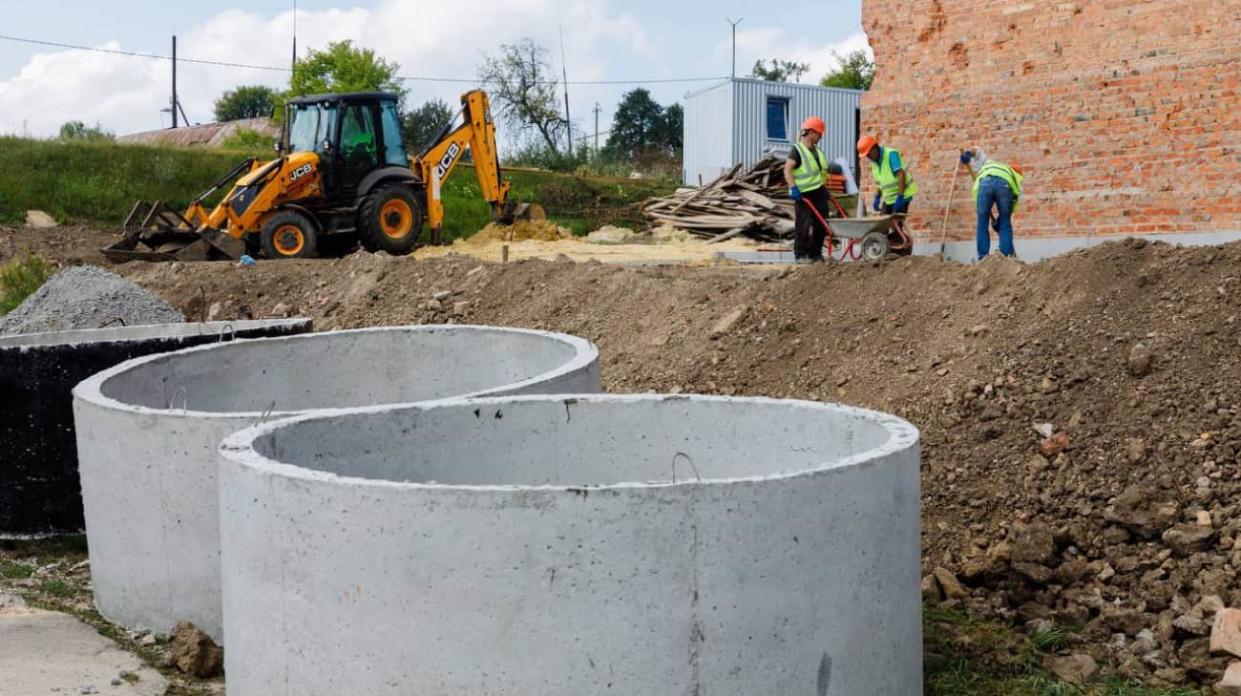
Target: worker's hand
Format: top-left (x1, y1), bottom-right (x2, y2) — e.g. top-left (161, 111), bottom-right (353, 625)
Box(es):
top-left (894, 194), bottom-right (907, 211)
top-left (960, 151), bottom-right (973, 166)
top-left (872, 192), bottom-right (882, 212)
top-left (788, 185), bottom-right (802, 201)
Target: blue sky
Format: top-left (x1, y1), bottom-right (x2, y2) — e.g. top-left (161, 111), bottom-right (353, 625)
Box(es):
top-left (0, 0), bottom-right (866, 145)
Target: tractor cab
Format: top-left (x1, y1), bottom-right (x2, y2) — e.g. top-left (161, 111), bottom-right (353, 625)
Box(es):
top-left (282, 92), bottom-right (409, 200)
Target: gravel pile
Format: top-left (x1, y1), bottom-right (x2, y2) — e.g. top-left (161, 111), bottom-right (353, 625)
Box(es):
top-left (0, 265), bottom-right (184, 335)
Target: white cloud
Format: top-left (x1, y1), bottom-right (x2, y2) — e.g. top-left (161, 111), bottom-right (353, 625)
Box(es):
top-left (712, 29), bottom-right (871, 83)
top-left (0, 0), bottom-right (654, 138)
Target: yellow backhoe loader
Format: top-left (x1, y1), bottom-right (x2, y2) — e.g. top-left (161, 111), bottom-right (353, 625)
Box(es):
top-left (104, 89), bottom-right (542, 261)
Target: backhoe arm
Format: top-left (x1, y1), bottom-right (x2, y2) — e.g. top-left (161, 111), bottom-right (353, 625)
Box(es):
top-left (417, 90), bottom-right (510, 240)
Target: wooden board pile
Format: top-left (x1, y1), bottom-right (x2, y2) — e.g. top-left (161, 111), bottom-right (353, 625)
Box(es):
top-left (640, 156), bottom-right (799, 243)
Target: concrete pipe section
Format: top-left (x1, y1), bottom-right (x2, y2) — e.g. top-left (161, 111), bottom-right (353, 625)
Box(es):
top-left (72, 326), bottom-right (600, 642)
top-left (0, 319), bottom-right (311, 535)
top-left (218, 394), bottom-right (922, 696)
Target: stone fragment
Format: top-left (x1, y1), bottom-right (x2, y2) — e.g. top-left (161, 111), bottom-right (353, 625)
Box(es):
top-left (1044, 653), bottom-right (1098, 685)
top-left (168, 622), bottom-right (223, 678)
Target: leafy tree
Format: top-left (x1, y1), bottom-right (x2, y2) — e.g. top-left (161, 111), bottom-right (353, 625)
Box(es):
top-left (401, 98), bottom-right (455, 153)
top-left (57, 121), bottom-right (113, 141)
top-left (819, 50), bottom-right (875, 90)
top-left (751, 59), bottom-right (810, 83)
top-left (214, 85), bottom-right (279, 121)
top-left (218, 127), bottom-right (277, 151)
top-left (289, 40), bottom-right (407, 105)
top-left (656, 103), bottom-right (683, 153)
top-left (479, 39), bottom-right (567, 155)
top-left (603, 89), bottom-right (663, 159)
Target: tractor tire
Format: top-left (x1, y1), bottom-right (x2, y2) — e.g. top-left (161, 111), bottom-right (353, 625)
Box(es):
top-left (260, 210), bottom-right (318, 259)
top-left (359, 184), bottom-right (423, 255)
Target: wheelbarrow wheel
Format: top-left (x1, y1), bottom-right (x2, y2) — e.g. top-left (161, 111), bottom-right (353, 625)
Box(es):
top-left (860, 231), bottom-right (890, 261)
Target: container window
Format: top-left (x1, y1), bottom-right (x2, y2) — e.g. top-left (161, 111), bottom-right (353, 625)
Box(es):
top-left (766, 97), bottom-right (789, 141)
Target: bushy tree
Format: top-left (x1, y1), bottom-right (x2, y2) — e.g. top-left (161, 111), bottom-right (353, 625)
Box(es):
top-left (603, 90), bottom-right (682, 160)
top-left (401, 98), bottom-right (455, 153)
top-left (289, 40), bottom-right (407, 105)
top-left (214, 85), bottom-right (279, 121)
top-left (57, 121), bottom-right (113, 141)
top-left (751, 59), bottom-right (810, 83)
top-left (819, 50), bottom-right (875, 90)
top-left (479, 39), bottom-right (567, 155)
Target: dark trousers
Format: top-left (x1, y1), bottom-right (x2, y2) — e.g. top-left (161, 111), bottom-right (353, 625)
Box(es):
top-left (794, 187), bottom-right (832, 259)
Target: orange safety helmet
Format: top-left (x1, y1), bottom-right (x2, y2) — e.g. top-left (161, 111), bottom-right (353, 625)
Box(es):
top-left (801, 116), bottom-right (826, 135)
top-left (1010, 163), bottom-right (1024, 176)
top-left (857, 135), bottom-right (878, 156)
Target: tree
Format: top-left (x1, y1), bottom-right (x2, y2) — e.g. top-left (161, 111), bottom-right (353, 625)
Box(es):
top-left (289, 40), bottom-right (407, 104)
top-left (603, 89), bottom-right (664, 159)
top-left (401, 98), bottom-right (455, 153)
top-left (751, 59), bottom-right (810, 83)
top-left (819, 50), bottom-right (875, 90)
top-left (478, 39), bottom-right (567, 156)
top-left (214, 85), bottom-right (279, 122)
top-left (57, 121), bottom-right (113, 141)
top-left (657, 103), bottom-right (683, 153)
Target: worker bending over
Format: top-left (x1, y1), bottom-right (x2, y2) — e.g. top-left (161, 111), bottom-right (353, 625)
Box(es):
top-left (784, 117), bottom-right (831, 263)
top-left (858, 135), bottom-right (918, 215)
top-left (962, 151), bottom-right (1023, 259)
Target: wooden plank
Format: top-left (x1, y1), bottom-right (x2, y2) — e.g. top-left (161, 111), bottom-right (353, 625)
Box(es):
top-left (705, 227), bottom-right (747, 244)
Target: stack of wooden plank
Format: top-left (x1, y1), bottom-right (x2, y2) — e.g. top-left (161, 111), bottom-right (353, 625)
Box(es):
top-left (640, 157), bottom-right (796, 243)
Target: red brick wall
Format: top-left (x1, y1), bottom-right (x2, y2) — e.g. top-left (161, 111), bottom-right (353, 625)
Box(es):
top-left (859, 0), bottom-right (1241, 243)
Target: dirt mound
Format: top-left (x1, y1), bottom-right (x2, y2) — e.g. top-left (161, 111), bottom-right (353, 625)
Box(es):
top-left (0, 265), bottom-right (183, 335)
top-left (460, 220), bottom-right (571, 246)
top-left (112, 237), bottom-right (1241, 687)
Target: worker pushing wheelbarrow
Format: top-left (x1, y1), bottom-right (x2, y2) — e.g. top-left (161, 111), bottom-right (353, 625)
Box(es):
top-left (784, 116), bottom-right (911, 262)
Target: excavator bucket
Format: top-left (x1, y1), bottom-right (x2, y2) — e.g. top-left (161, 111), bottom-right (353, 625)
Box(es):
top-left (498, 201), bottom-right (547, 224)
top-left (102, 201), bottom-right (243, 263)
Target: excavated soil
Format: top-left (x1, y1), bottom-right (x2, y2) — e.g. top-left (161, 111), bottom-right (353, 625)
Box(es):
top-left (8, 223), bottom-right (1241, 688)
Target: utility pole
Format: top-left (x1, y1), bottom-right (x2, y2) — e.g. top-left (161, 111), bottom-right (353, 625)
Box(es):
top-left (593, 102), bottom-right (601, 155)
top-left (559, 17), bottom-right (572, 157)
top-left (291, 0), bottom-right (298, 71)
top-left (726, 17), bottom-right (743, 79)
top-left (170, 35), bottom-right (178, 128)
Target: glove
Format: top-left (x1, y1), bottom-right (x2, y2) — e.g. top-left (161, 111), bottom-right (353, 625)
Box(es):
top-left (959, 151), bottom-right (973, 166)
top-left (788, 185), bottom-right (802, 202)
top-left (872, 192), bottom-right (882, 212)
top-left (894, 194), bottom-right (907, 211)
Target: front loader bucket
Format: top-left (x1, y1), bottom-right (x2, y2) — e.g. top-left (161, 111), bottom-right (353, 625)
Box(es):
top-left (497, 201), bottom-right (547, 225)
top-left (102, 201), bottom-right (242, 263)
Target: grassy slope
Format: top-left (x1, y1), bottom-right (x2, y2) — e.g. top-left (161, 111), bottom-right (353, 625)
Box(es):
top-left (0, 137), bottom-right (675, 240)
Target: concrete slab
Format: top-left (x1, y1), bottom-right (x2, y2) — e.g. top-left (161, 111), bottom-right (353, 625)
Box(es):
top-left (0, 596), bottom-right (167, 696)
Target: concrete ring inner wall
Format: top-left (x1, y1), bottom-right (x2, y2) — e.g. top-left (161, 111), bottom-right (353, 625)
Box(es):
top-left (0, 319), bottom-right (311, 534)
top-left (219, 394), bottom-right (922, 696)
top-left (72, 326), bottom-right (600, 640)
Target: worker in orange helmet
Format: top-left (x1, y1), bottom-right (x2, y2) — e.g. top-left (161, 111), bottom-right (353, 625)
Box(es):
top-left (783, 116), bottom-right (832, 263)
top-left (858, 135), bottom-right (918, 216)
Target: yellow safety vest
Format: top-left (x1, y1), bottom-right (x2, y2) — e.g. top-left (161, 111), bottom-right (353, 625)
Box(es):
top-left (792, 143), bottom-right (827, 193)
top-left (972, 161), bottom-right (1024, 213)
top-left (870, 146), bottom-right (918, 204)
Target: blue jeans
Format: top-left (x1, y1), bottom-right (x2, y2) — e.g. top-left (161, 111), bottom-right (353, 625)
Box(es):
top-left (976, 177), bottom-right (1015, 259)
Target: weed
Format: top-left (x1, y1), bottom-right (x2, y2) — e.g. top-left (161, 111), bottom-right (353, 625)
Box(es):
top-left (0, 559), bottom-right (34, 579)
top-left (0, 255), bottom-right (54, 315)
top-left (39, 579), bottom-right (72, 597)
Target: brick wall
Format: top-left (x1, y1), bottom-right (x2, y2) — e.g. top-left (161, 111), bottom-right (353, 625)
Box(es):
top-left (859, 0), bottom-right (1241, 243)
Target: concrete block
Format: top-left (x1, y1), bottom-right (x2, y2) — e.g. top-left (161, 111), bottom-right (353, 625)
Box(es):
top-left (218, 394), bottom-right (922, 695)
top-left (73, 325), bottom-right (600, 641)
top-left (0, 319), bottom-right (310, 534)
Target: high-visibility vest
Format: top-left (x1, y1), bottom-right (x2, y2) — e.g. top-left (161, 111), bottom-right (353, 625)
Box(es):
top-left (972, 161), bottom-right (1024, 213)
top-left (870, 146), bottom-right (918, 204)
top-left (792, 142), bottom-right (827, 193)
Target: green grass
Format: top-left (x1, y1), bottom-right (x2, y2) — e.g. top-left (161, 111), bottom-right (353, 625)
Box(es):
top-left (0, 137), bottom-right (677, 242)
top-left (0, 255), bottom-right (54, 314)
top-left (0, 559), bottom-right (34, 579)
top-left (924, 605), bottom-right (1203, 696)
top-left (38, 579), bottom-right (72, 597)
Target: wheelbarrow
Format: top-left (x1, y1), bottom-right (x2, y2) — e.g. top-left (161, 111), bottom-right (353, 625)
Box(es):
top-left (802, 199), bottom-right (913, 261)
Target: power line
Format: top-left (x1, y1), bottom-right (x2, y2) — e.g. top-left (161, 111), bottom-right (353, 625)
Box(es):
top-left (0, 33), bottom-right (727, 86)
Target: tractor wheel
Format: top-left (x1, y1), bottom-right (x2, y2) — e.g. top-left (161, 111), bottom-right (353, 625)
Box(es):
top-left (359, 184), bottom-right (423, 255)
top-left (860, 231), bottom-right (891, 261)
top-left (260, 210), bottom-right (318, 259)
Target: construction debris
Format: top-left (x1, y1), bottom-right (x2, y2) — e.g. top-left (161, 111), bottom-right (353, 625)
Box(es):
top-left (640, 156), bottom-right (848, 243)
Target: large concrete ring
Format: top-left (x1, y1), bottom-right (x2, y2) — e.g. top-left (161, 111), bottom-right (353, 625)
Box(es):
top-left (73, 325), bottom-right (601, 641)
top-left (218, 394), bottom-right (922, 696)
top-left (0, 319), bottom-right (311, 535)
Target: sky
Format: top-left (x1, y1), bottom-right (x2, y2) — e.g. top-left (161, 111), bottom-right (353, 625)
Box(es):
top-left (0, 0), bottom-right (867, 150)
